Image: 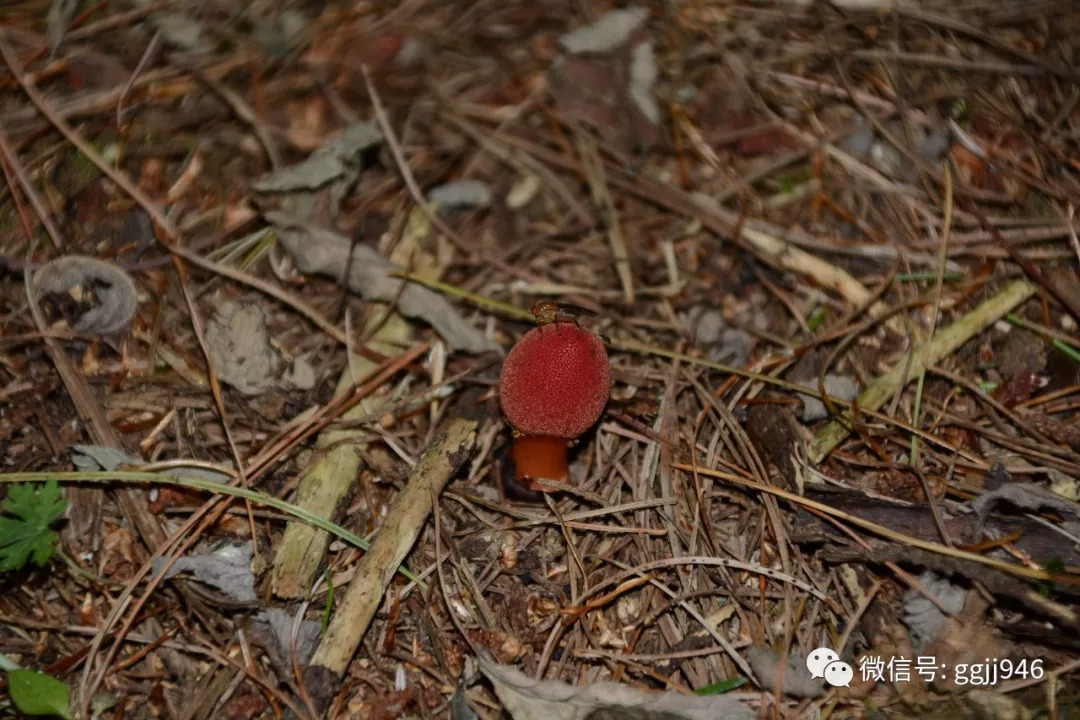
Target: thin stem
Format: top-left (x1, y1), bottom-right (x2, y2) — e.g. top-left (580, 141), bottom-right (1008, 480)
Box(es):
top-left (0, 471), bottom-right (424, 587)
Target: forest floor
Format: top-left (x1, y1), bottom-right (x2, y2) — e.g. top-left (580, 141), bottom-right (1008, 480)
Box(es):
top-left (2, 0), bottom-right (1080, 718)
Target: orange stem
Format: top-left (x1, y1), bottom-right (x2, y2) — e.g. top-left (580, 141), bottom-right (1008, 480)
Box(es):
top-left (511, 434), bottom-right (569, 491)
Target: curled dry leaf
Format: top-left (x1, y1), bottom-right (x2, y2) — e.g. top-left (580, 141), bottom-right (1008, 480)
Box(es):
top-left (46, 0), bottom-right (78, 56)
top-left (151, 541), bottom-right (256, 603)
top-left (450, 682), bottom-right (479, 720)
top-left (477, 658), bottom-right (754, 720)
top-left (204, 300), bottom-right (283, 395)
top-left (71, 444), bottom-right (232, 485)
top-left (265, 212), bottom-right (497, 354)
top-left (745, 645), bottom-right (826, 699)
top-left (253, 121), bottom-right (382, 193)
top-left (31, 255), bottom-right (138, 335)
top-left (970, 482), bottom-right (1080, 524)
top-left (902, 571), bottom-right (968, 653)
top-left (203, 300), bottom-right (319, 394)
top-left (250, 608), bottom-right (323, 676)
top-left (557, 6), bottom-right (649, 54)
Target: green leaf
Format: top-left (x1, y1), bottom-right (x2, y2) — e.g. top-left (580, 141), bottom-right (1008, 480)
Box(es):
top-left (1053, 338), bottom-right (1080, 364)
top-left (0, 480), bottom-right (67, 572)
top-left (695, 676), bottom-right (748, 695)
top-left (806, 306), bottom-right (828, 332)
top-left (7, 669), bottom-right (73, 719)
top-left (951, 98), bottom-right (968, 122)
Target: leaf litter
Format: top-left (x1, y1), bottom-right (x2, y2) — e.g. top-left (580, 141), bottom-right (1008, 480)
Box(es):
top-left (2, 1), bottom-right (1080, 719)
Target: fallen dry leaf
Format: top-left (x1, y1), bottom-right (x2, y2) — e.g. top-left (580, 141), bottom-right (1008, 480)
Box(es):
top-left (151, 541), bottom-right (256, 603)
top-left (266, 212), bottom-right (497, 354)
top-left (549, 6), bottom-right (660, 155)
top-left (204, 300), bottom-right (284, 395)
top-left (478, 658), bottom-right (754, 720)
top-left (745, 645), bottom-right (826, 699)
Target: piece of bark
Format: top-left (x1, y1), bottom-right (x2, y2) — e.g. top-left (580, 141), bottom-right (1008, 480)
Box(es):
top-left (790, 489), bottom-right (979, 546)
top-left (791, 489), bottom-right (1080, 566)
top-left (820, 542), bottom-right (1080, 645)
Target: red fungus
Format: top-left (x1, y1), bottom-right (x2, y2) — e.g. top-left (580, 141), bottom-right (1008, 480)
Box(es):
top-left (498, 323), bottom-right (612, 491)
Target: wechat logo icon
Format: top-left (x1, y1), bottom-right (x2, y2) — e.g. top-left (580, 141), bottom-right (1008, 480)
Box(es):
top-left (807, 647), bottom-right (853, 688)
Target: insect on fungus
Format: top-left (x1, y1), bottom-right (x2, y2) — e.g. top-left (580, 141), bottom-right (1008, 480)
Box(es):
top-left (529, 300), bottom-right (597, 327)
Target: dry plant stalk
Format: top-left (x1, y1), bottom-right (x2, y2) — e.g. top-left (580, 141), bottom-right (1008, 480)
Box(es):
top-left (272, 320), bottom-right (418, 597)
top-left (811, 279), bottom-right (1038, 462)
top-left (305, 417), bottom-right (477, 707)
top-left (272, 374), bottom-right (391, 597)
top-left (693, 193), bottom-right (909, 335)
top-left (576, 129), bottom-right (635, 303)
top-left (274, 205), bottom-right (451, 595)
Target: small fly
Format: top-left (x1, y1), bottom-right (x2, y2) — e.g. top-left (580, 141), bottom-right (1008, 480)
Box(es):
top-left (530, 300), bottom-right (597, 326)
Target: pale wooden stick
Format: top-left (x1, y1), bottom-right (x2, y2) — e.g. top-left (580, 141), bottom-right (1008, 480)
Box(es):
top-left (810, 279), bottom-right (1038, 462)
top-left (304, 418), bottom-right (477, 709)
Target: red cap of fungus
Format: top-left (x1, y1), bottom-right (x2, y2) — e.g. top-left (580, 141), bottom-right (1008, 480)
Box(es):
top-left (499, 324), bottom-right (612, 438)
